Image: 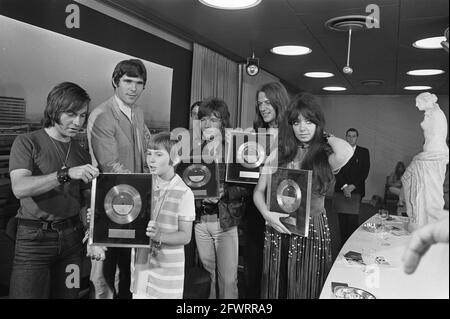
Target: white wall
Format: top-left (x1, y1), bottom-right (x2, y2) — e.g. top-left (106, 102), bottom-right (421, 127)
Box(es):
top-left (317, 94), bottom-right (449, 201)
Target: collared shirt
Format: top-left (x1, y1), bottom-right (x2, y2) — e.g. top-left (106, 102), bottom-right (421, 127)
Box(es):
top-left (114, 94), bottom-right (132, 122)
top-left (352, 145), bottom-right (357, 152)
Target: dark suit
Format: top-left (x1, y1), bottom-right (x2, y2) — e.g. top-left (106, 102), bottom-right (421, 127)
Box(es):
top-left (334, 146), bottom-right (370, 198)
top-left (333, 145), bottom-right (370, 245)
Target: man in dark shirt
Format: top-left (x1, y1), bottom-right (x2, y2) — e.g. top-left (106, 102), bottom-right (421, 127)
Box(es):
top-left (333, 128), bottom-right (370, 245)
top-left (8, 82), bottom-right (99, 298)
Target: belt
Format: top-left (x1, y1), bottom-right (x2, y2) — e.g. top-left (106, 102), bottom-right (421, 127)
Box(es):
top-left (18, 215), bottom-right (81, 231)
top-left (200, 203), bottom-right (219, 215)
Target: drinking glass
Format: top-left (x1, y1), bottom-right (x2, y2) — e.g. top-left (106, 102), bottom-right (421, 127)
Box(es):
top-left (377, 209), bottom-right (390, 246)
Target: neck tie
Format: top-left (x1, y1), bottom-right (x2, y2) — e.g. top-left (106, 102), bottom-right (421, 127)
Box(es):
top-left (131, 111), bottom-right (143, 173)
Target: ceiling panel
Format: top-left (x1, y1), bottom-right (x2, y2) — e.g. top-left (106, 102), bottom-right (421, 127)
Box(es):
top-left (99, 0), bottom-right (449, 95)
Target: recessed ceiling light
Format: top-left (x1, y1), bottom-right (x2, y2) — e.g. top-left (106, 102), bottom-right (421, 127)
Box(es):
top-left (360, 80), bottom-right (384, 86)
top-left (412, 36), bottom-right (446, 49)
top-left (407, 69), bottom-right (445, 76)
top-left (404, 86), bottom-right (432, 91)
top-left (323, 86), bottom-right (347, 91)
top-left (198, 0), bottom-right (261, 10)
top-left (304, 72), bottom-right (334, 78)
top-left (270, 45), bottom-right (312, 56)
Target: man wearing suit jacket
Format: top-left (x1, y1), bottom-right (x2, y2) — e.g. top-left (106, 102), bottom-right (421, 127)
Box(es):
top-left (333, 128), bottom-right (370, 245)
top-left (87, 59), bottom-right (151, 299)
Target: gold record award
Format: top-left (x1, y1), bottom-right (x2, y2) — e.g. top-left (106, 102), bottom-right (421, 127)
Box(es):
top-left (90, 173), bottom-right (152, 248)
top-left (104, 184), bottom-right (142, 224)
top-left (236, 141), bottom-right (266, 169)
top-left (276, 179), bottom-right (302, 213)
top-left (266, 168), bottom-right (312, 237)
top-left (225, 132), bottom-right (272, 184)
top-left (182, 164), bottom-right (211, 188)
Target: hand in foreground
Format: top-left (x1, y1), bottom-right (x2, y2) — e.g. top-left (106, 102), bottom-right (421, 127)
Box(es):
top-left (69, 164), bottom-right (99, 183)
top-left (264, 211), bottom-right (292, 235)
top-left (402, 217), bottom-right (449, 274)
top-left (146, 220), bottom-right (161, 241)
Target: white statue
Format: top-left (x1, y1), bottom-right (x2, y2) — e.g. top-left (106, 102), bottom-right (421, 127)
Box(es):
top-left (401, 92), bottom-right (449, 227)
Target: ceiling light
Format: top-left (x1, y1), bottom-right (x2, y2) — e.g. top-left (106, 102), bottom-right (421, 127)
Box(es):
top-left (403, 86), bottom-right (432, 91)
top-left (304, 72), bottom-right (334, 78)
top-left (360, 80), bottom-right (384, 86)
top-left (323, 86), bottom-right (347, 91)
top-left (198, 0), bottom-right (261, 10)
top-left (413, 36), bottom-right (446, 49)
top-left (407, 69), bottom-right (445, 76)
top-left (270, 45), bottom-right (312, 56)
top-left (246, 53), bottom-right (260, 76)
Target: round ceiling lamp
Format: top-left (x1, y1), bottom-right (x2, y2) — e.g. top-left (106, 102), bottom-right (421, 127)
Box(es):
top-left (198, 0), bottom-right (261, 10)
top-left (323, 86), bottom-right (347, 91)
top-left (325, 16), bottom-right (376, 75)
top-left (304, 72), bottom-right (334, 78)
top-left (406, 69), bottom-right (445, 76)
top-left (413, 36), bottom-right (446, 49)
top-left (270, 45), bottom-right (312, 56)
top-left (403, 86), bottom-right (432, 91)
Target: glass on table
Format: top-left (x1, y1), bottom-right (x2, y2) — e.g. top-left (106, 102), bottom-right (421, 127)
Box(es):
top-left (376, 209), bottom-right (391, 246)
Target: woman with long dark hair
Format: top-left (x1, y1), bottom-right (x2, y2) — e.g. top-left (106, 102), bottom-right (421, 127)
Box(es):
top-left (253, 92), bottom-right (353, 298)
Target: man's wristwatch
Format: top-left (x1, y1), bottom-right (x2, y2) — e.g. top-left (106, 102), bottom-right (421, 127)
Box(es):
top-left (57, 167), bottom-right (71, 184)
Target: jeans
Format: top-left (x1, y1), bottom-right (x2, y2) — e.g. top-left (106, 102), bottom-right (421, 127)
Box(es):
top-left (89, 248), bottom-right (131, 299)
top-left (194, 215), bottom-right (238, 299)
top-left (9, 222), bottom-right (84, 299)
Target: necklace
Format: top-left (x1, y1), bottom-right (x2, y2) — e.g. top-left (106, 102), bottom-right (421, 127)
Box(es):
top-left (48, 134), bottom-right (72, 169)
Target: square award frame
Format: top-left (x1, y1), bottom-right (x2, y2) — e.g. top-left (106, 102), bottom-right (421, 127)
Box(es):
top-left (266, 167), bottom-right (312, 237)
top-left (89, 173), bottom-right (152, 248)
top-left (225, 132), bottom-right (272, 184)
top-left (176, 156), bottom-right (220, 199)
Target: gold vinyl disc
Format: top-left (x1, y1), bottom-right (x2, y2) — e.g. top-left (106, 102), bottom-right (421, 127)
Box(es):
top-left (236, 141), bottom-right (266, 169)
top-left (276, 179), bottom-right (302, 213)
top-left (104, 184), bottom-right (142, 224)
top-left (182, 164), bottom-right (211, 188)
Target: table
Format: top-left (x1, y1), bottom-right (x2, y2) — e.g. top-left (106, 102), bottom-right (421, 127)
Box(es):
top-left (320, 214), bottom-right (449, 299)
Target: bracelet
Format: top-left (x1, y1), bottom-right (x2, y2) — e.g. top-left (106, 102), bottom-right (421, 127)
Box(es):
top-left (57, 167), bottom-right (71, 184)
top-left (151, 238), bottom-right (162, 249)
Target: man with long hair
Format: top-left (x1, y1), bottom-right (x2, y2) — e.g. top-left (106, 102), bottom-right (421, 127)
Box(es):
top-left (9, 82), bottom-right (98, 298)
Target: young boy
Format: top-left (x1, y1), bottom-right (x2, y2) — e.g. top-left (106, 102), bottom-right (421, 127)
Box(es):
top-left (130, 132), bottom-right (195, 299)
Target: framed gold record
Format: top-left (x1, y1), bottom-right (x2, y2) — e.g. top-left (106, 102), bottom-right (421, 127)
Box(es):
top-left (225, 132), bottom-right (273, 184)
top-left (89, 173), bottom-right (152, 248)
top-left (176, 156), bottom-right (220, 198)
top-left (266, 167), bottom-right (312, 237)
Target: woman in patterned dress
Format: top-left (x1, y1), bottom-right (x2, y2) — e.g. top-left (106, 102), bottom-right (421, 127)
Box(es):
top-left (253, 92), bottom-right (353, 298)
